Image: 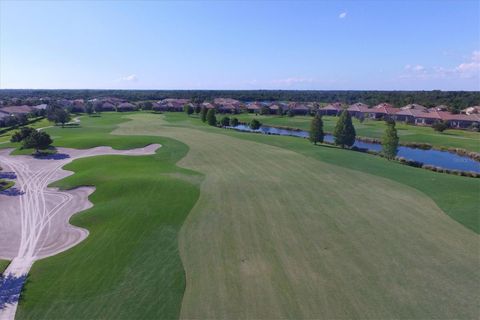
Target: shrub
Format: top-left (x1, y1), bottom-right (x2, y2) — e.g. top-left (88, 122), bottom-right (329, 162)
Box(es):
top-left (249, 119), bottom-right (261, 130)
top-left (432, 120), bottom-right (449, 132)
top-left (220, 116), bottom-right (230, 127)
top-left (230, 117), bottom-right (239, 127)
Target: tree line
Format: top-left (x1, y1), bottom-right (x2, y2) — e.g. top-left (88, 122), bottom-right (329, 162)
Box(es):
top-left (1, 89), bottom-right (478, 111)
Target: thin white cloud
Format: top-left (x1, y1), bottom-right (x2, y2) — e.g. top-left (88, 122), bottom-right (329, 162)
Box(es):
top-left (402, 50), bottom-right (480, 80)
top-left (271, 77), bottom-right (315, 86)
top-left (339, 12), bottom-right (347, 19)
top-left (118, 74), bottom-right (138, 82)
top-left (404, 64), bottom-right (425, 72)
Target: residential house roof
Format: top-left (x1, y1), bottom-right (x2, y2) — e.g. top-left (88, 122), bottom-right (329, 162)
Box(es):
top-left (348, 103), bottom-right (370, 112)
top-left (401, 104), bottom-right (427, 111)
top-left (461, 106), bottom-right (480, 115)
top-left (0, 105), bottom-right (34, 115)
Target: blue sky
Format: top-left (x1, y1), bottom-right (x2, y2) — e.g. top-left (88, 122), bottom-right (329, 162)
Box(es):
top-left (0, 0), bottom-right (479, 90)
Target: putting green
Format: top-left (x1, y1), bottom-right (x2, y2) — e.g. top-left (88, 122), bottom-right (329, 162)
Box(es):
top-left (116, 114), bottom-right (479, 319)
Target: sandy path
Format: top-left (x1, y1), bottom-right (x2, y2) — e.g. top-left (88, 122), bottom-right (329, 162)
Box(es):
top-left (0, 144), bottom-right (160, 320)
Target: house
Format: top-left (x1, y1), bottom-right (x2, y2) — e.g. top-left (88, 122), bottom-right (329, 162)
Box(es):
top-left (201, 102), bottom-right (215, 110)
top-left (401, 103), bottom-right (427, 111)
top-left (0, 105), bottom-right (34, 116)
top-left (246, 102), bottom-right (262, 113)
top-left (217, 104), bottom-right (237, 113)
top-left (441, 113), bottom-right (480, 129)
top-left (393, 109), bottom-right (425, 123)
top-left (413, 110), bottom-right (442, 125)
top-left (32, 104), bottom-right (48, 110)
top-left (364, 103), bottom-right (399, 120)
top-left (214, 98), bottom-right (241, 108)
top-left (268, 104), bottom-right (283, 113)
top-left (288, 102), bottom-right (310, 115)
top-left (158, 98), bottom-right (190, 111)
top-left (100, 102), bottom-right (116, 111)
top-left (71, 99), bottom-right (85, 112)
top-left (116, 102), bottom-right (137, 112)
top-left (319, 103), bottom-right (343, 116)
top-left (461, 106), bottom-right (480, 115)
top-left (347, 103), bottom-right (370, 118)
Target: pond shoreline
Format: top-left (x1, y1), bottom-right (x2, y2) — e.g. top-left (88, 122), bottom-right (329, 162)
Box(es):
top-left (246, 122), bottom-right (480, 162)
top-left (227, 123), bottom-right (480, 178)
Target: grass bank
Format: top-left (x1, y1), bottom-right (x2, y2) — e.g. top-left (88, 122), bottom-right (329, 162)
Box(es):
top-left (233, 113), bottom-right (480, 153)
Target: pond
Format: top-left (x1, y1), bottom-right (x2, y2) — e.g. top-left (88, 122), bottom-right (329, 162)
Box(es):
top-left (231, 125), bottom-right (480, 173)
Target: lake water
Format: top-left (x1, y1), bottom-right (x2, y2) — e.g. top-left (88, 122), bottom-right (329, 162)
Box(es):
top-left (232, 124), bottom-right (480, 173)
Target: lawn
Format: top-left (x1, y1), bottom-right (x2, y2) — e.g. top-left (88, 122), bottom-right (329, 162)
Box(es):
top-left (233, 113), bottom-right (480, 152)
top-left (167, 112), bottom-right (480, 234)
top-left (13, 113), bottom-right (201, 319)
top-left (0, 260), bottom-right (9, 274)
top-left (0, 117), bottom-right (51, 144)
top-left (117, 113), bottom-right (479, 319)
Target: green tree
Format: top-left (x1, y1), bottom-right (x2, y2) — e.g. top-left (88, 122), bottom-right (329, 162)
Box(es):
top-left (194, 105), bottom-right (201, 114)
top-left (333, 110), bottom-right (356, 148)
top-left (200, 107), bottom-right (208, 122)
top-left (287, 109), bottom-right (295, 117)
top-left (85, 102), bottom-right (95, 116)
top-left (249, 119), bottom-right (261, 130)
top-left (23, 131), bottom-right (53, 153)
top-left (142, 101), bottom-right (153, 110)
top-left (260, 106), bottom-right (270, 115)
top-left (230, 117), bottom-right (239, 127)
top-left (184, 104), bottom-right (193, 115)
top-left (11, 127), bottom-right (36, 143)
top-left (309, 114), bottom-right (324, 145)
top-left (220, 116), bottom-right (230, 127)
top-left (382, 121), bottom-right (399, 159)
top-left (276, 107), bottom-right (283, 116)
top-left (206, 109), bottom-right (217, 126)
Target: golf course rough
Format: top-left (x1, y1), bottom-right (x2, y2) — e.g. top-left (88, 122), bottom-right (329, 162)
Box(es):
top-left (116, 114), bottom-right (479, 320)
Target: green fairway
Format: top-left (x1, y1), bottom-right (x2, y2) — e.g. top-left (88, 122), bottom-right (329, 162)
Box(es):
top-left (0, 118), bottom-right (51, 144)
top-left (167, 113), bottom-right (480, 233)
top-left (233, 113), bottom-right (480, 152)
top-left (14, 114), bottom-right (201, 319)
top-left (117, 113), bottom-right (479, 319)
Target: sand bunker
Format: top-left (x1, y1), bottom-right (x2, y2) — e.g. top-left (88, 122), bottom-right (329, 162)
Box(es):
top-left (0, 144), bottom-right (160, 320)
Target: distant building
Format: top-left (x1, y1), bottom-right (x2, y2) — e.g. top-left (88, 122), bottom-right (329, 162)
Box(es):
top-left (116, 102), bottom-right (137, 112)
top-left (347, 103), bottom-right (370, 117)
top-left (246, 102), bottom-right (262, 113)
top-left (100, 102), bottom-right (116, 111)
top-left (319, 103), bottom-right (343, 116)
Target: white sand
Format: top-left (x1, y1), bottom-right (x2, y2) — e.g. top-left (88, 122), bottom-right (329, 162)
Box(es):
top-left (0, 144), bottom-right (160, 320)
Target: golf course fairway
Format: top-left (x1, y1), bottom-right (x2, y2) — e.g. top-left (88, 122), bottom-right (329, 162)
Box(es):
top-left (115, 113), bottom-right (479, 319)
